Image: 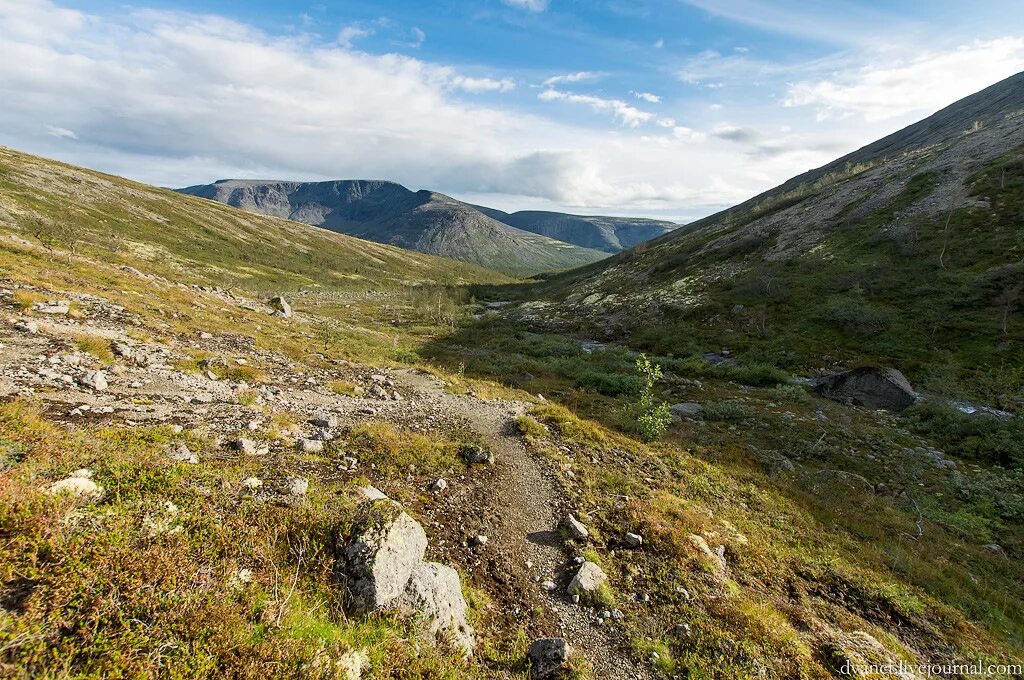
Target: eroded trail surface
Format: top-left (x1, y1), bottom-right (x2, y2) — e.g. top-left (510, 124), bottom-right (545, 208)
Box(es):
top-left (394, 369), bottom-right (649, 680)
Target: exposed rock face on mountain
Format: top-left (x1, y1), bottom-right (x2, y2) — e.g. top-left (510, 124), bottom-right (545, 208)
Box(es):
top-left (177, 179), bottom-right (608, 276)
top-left (522, 72), bottom-right (1024, 405)
top-left (472, 207), bottom-right (678, 253)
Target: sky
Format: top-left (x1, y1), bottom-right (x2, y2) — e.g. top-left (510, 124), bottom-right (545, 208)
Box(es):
top-left (1, 1), bottom-right (1023, 222)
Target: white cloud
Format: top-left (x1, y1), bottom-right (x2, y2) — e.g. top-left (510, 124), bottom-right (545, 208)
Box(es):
top-left (502, 0), bottom-right (548, 11)
top-left (338, 24), bottom-right (372, 48)
top-left (632, 91), bottom-right (661, 103)
top-left (538, 88), bottom-right (654, 127)
top-left (542, 71), bottom-right (598, 86)
top-left (784, 37), bottom-right (1024, 122)
top-left (449, 75), bottom-right (515, 93)
top-left (46, 125), bottom-right (77, 139)
top-left (406, 26), bottom-right (425, 48)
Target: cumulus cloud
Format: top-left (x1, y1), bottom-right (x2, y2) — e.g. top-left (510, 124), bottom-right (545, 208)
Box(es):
top-left (502, 0), bottom-right (548, 11)
top-left (632, 91), bottom-right (661, 103)
top-left (338, 24), bottom-right (372, 48)
top-left (784, 37), bottom-right (1024, 122)
top-left (538, 89), bottom-right (654, 127)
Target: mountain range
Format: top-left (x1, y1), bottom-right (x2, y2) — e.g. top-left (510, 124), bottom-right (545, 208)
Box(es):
top-left (176, 179), bottom-right (677, 276)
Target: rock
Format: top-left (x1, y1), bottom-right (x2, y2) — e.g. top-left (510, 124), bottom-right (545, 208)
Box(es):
top-left (14, 319), bottom-right (39, 334)
top-left (982, 543), bottom-right (1005, 554)
top-left (358, 485), bottom-right (388, 501)
top-left (396, 561), bottom-right (475, 657)
top-left (367, 384), bottom-right (389, 400)
top-left (341, 499), bottom-right (428, 612)
top-left (527, 638), bottom-right (571, 678)
top-left (567, 561), bottom-right (607, 599)
top-left (459, 444), bottom-right (494, 465)
top-left (232, 438), bottom-right (260, 456)
top-left (80, 371), bottom-right (108, 391)
top-left (47, 474), bottom-right (103, 501)
top-left (702, 352), bottom-right (739, 367)
top-left (430, 478), bottom-right (448, 492)
top-left (337, 648), bottom-right (370, 680)
top-left (241, 477), bottom-right (263, 489)
top-left (170, 444), bottom-right (199, 464)
top-left (310, 412), bottom-right (338, 428)
top-left (268, 295), bottom-right (292, 318)
top-left (199, 331), bottom-right (214, 340)
top-left (33, 301), bottom-right (70, 315)
top-left (814, 366), bottom-right (917, 411)
top-left (541, 580), bottom-right (558, 591)
top-left (688, 535), bottom-right (727, 576)
top-left (670, 402), bottom-right (703, 418)
top-left (562, 514), bottom-right (589, 541)
top-left (287, 477), bottom-right (309, 496)
top-left (111, 341), bottom-right (134, 359)
top-left (623, 533), bottom-right (643, 548)
top-left (299, 438), bottom-right (324, 453)
top-left (470, 534), bottom-right (488, 546)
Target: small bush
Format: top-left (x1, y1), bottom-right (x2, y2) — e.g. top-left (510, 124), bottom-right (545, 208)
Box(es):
top-left (702, 400), bottom-right (755, 422)
top-left (717, 361), bottom-right (790, 386)
top-left (903, 400), bottom-right (1024, 466)
top-left (575, 370), bottom-right (643, 397)
top-left (624, 355), bottom-right (672, 442)
top-left (328, 380), bottom-right (363, 397)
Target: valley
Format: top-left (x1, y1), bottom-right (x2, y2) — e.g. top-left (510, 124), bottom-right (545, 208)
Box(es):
top-left (1, 73), bottom-right (1023, 680)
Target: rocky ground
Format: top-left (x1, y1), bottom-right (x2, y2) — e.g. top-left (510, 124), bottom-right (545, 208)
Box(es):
top-left (0, 280), bottom-right (647, 678)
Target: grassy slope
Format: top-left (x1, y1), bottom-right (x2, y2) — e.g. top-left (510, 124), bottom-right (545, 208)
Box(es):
top-left (531, 131), bottom-right (1024, 410)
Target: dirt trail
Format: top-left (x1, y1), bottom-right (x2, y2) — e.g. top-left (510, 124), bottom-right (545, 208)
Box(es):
top-left (395, 369), bottom-right (649, 680)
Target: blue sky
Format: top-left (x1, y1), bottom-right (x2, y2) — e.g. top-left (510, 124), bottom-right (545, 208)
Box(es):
top-left (2, 0), bottom-right (1023, 220)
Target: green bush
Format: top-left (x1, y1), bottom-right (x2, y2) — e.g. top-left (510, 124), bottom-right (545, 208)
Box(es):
top-left (624, 354), bottom-right (673, 442)
top-left (903, 400), bottom-right (1024, 467)
top-left (702, 400), bottom-right (755, 422)
top-left (575, 370), bottom-right (643, 396)
top-left (717, 361), bottom-right (791, 386)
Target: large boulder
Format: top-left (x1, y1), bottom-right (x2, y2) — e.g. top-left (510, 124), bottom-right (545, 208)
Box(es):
top-left (527, 638), bottom-right (571, 678)
top-left (341, 499), bottom-right (428, 612)
top-left (814, 366), bottom-right (917, 411)
top-left (268, 295), bottom-right (293, 318)
top-left (397, 562), bottom-right (475, 657)
top-left (567, 561), bottom-right (607, 599)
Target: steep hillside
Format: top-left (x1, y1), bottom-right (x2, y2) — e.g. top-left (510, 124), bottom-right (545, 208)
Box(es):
top-left (525, 72), bottom-right (1024, 409)
top-left (178, 179), bottom-right (608, 276)
top-left (472, 207), bottom-right (679, 253)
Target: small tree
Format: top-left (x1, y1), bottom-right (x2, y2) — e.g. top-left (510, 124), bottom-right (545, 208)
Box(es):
top-left (28, 217), bottom-right (79, 263)
top-left (313, 320), bottom-right (342, 353)
top-left (626, 354), bottom-right (672, 442)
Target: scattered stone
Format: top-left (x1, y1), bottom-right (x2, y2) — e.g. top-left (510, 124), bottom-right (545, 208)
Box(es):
top-left (80, 370), bottom-right (108, 391)
top-left (623, 533), bottom-right (643, 548)
top-left (688, 535), bottom-right (727, 577)
top-left (170, 444), bottom-right (199, 464)
top-left (814, 366), bottom-right (917, 411)
top-left (310, 412), bottom-right (338, 428)
top-left (299, 438), bottom-right (324, 454)
top-left (13, 320), bottom-right (39, 334)
top-left (459, 444), bottom-right (494, 465)
top-left (47, 472), bottom-right (103, 501)
top-left (470, 534), bottom-right (489, 546)
top-left (232, 438), bottom-right (259, 456)
top-left (367, 384), bottom-right (389, 400)
top-left (527, 638), bottom-right (571, 678)
top-left (199, 331), bottom-right (214, 340)
top-left (541, 580), bottom-right (558, 592)
top-left (562, 514), bottom-right (589, 541)
top-left (358, 485), bottom-right (388, 501)
top-left (567, 561), bottom-right (607, 599)
top-left (430, 478), bottom-right (448, 492)
top-left (241, 477), bottom-right (263, 489)
top-left (287, 477), bottom-right (309, 497)
top-left (268, 295), bottom-right (292, 318)
top-left (670, 402), bottom-right (703, 418)
top-left (111, 342), bottom-right (134, 359)
top-left (33, 301), bottom-right (70, 315)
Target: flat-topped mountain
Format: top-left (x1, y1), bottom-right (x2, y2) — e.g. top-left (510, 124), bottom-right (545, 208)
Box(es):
top-left (177, 179), bottom-right (610, 276)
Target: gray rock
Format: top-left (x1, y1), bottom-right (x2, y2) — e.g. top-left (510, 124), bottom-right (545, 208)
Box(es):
top-left (623, 532), bottom-right (643, 548)
top-left (341, 499), bottom-right (428, 612)
top-left (14, 319), bottom-right (39, 334)
top-left (287, 477), bottom-right (309, 496)
top-left (562, 514), bottom-right (589, 541)
top-left (80, 370), bottom-right (108, 391)
top-left (170, 444), bottom-right (199, 464)
top-left (367, 384), bottom-right (389, 400)
top-left (232, 438), bottom-right (259, 456)
top-left (34, 301), bottom-right (70, 315)
top-left (527, 638), bottom-right (571, 678)
top-left (814, 366), bottom-right (917, 411)
top-left (459, 444), bottom-right (494, 465)
top-left (567, 561), bottom-right (607, 598)
top-left (299, 438), bottom-right (324, 453)
top-left (358, 485), bottom-right (388, 501)
top-left (310, 412), bottom-right (338, 428)
top-left (670, 402), bottom-right (703, 417)
top-left (430, 478), bottom-right (448, 492)
top-left (268, 296), bottom-right (292, 318)
top-left (397, 561), bottom-right (475, 657)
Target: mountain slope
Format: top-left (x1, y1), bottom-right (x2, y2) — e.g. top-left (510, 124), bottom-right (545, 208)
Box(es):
top-left (472, 206), bottom-right (678, 253)
top-left (525, 72), bottom-right (1024, 408)
top-left (178, 179), bottom-right (608, 276)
